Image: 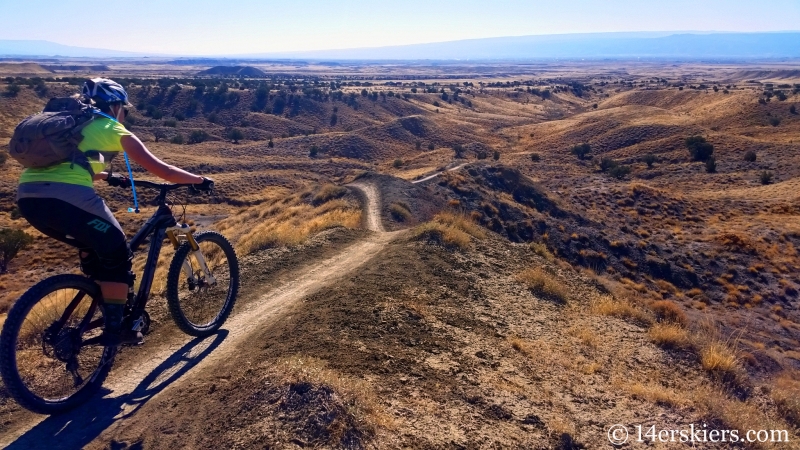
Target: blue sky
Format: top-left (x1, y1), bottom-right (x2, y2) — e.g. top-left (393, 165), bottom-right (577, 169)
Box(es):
top-left (1, 0), bottom-right (799, 55)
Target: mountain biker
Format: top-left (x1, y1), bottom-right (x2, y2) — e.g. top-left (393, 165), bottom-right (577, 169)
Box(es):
top-left (15, 78), bottom-right (213, 346)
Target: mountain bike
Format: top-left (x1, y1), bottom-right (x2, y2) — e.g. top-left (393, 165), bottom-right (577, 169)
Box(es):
top-left (0, 179), bottom-right (239, 414)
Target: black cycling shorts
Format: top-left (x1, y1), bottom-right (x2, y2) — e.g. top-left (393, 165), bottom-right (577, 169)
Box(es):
top-left (17, 197), bottom-right (132, 283)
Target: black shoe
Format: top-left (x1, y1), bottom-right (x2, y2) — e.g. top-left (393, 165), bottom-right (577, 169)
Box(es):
top-left (96, 328), bottom-right (144, 347)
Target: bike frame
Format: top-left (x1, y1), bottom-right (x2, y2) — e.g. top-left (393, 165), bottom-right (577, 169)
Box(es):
top-left (51, 181), bottom-right (209, 343)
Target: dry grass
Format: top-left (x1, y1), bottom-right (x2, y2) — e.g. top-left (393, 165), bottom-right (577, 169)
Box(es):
top-left (215, 186), bottom-right (361, 256)
top-left (270, 356), bottom-right (395, 433)
top-left (590, 294), bottom-right (652, 326)
top-left (649, 300), bottom-right (688, 326)
top-left (648, 323), bottom-right (691, 349)
top-left (770, 371), bottom-right (800, 428)
top-left (411, 212), bottom-right (485, 250)
top-left (530, 241), bottom-right (554, 262)
top-left (627, 382), bottom-right (689, 408)
top-left (516, 267), bottom-right (569, 303)
top-left (700, 341), bottom-right (743, 386)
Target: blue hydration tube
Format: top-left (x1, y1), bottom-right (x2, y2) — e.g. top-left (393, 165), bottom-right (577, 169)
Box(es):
top-left (94, 110), bottom-right (140, 213)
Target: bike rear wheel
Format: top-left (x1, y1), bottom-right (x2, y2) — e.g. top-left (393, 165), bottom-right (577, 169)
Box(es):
top-left (166, 231), bottom-right (239, 337)
top-left (0, 275), bottom-right (116, 414)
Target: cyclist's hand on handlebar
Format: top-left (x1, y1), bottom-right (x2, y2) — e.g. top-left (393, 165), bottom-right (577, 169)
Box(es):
top-left (106, 173), bottom-right (131, 188)
top-left (190, 177), bottom-right (214, 193)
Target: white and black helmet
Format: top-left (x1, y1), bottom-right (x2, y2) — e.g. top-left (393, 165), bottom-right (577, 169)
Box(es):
top-left (82, 78), bottom-right (132, 106)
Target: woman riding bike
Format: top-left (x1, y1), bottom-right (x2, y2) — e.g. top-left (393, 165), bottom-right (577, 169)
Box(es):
top-left (16, 78), bottom-right (213, 347)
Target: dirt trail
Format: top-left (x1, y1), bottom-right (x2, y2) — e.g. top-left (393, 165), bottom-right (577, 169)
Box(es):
top-left (412, 162), bottom-right (467, 184)
top-left (2, 183), bottom-right (399, 448)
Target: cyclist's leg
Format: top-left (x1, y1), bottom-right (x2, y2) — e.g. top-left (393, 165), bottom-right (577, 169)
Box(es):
top-left (17, 197), bottom-right (140, 344)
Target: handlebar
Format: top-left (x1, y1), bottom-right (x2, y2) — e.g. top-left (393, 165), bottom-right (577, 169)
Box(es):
top-left (106, 175), bottom-right (214, 193)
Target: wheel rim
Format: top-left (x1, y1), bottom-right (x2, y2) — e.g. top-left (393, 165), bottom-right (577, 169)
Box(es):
top-left (175, 240), bottom-right (233, 329)
top-left (14, 287), bottom-right (108, 404)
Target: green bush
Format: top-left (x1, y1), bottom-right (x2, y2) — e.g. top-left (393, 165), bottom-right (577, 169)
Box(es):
top-left (5, 84), bottom-right (21, 97)
top-left (609, 165), bottom-right (631, 179)
top-left (570, 143), bottom-right (591, 160)
top-left (744, 151), bottom-right (756, 162)
top-left (227, 128), bottom-right (244, 143)
top-left (188, 130), bottom-right (209, 144)
top-left (599, 157), bottom-right (618, 172)
top-left (685, 136), bottom-right (714, 161)
top-left (0, 228), bottom-right (33, 273)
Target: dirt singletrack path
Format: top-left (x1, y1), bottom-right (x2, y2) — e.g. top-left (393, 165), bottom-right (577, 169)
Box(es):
top-left (2, 182), bottom-right (401, 448)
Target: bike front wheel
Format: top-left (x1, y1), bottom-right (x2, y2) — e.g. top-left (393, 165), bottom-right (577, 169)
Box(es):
top-left (0, 275), bottom-right (116, 414)
top-left (166, 231), bottom-right (240, 336)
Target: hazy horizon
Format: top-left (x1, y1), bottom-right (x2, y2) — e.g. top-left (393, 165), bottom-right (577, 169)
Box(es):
top-left (1, 0), bottom-right (799, 55)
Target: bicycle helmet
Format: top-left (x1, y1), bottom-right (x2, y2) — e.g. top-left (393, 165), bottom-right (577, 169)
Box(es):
top-left (82, 78), bottom-right (132, 106)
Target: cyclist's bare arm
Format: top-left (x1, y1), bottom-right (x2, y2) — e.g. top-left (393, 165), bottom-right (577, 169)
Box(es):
top-left (118, 135), bottom-right (203, 184)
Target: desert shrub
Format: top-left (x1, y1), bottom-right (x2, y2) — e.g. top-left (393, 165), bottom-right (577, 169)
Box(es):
top-left (170, 134), bottom-right (185, 144)
top-left (389, 202), bottom-right (412, 222)
top-left (10, 207), bottom-right (20, 220)
top-left (591, 295), bottom-right (653, 327)
top-left (0, 228), bottom-right (34, 273)
top-left (769, 117), bottom-right (781, 127)
top-left (705, 156), bottom-right (716, 173)
top-left (411, 212), bottom-right (484, 250)
top-left (650, 300), bottom-right (688, 326)
top-left (392, 159), bottom-right (403, 168)
top-left (530, 153), bottom-right (541, 162)
top-left (330, 114), bottom-right (337, 126)
top-left (493, 150), bottom-right (500, 161)
top-left (790, 105), bottom-right (797, 115)
top-left (227, 128), bottom-right (244, 143)
top-left (427, 142), bottom-right (434, 151)
top-left (599, 157), bottom-right (618, 172)
top-left (476, 150), bottom-right (487, 160)
top-left (642, 154), bottom-right (656, 168)
top-left (0, 151), bottom-right (7, 166)
top-left (268, 138), bottom-right (274, 148)
top-left (775, 91), bottom-right (787, 101)
top-left (174, 111), bottom-right (186, 121)
top-left (309, 145), bottom-right (319, 158)
top-left (164, 119), bottom-right (177, 127)
top-left (743, 150), bottom-right (756, 162)
top-left (759, 170), bottom-right (773, 185)
top-left (685, 136), bottom-right (714, 161)
top-left (415, 140), bottom-right (421, 150)
top-left (649, 323), bottom-right (690, 349)
top-left (188, 130), bottom-right (209, 144)
top-left (570, 143), bottom-right (591, 160)
top-left (207, 112), bottom-right (218, 124)
top-left (311, 184), bottom-right (348, 206)
top-left (5, 84), bottom-right (21, 97)
top-left (609, 165), bottom-right (631, 179)
top-left (700, 341), bottom-right (741, 385)
top-left (453, 144), bottom-right (465, 158)
top-left (516, 267), bottom-right (568, 303)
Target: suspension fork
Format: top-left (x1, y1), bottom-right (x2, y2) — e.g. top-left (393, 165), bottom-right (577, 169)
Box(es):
top-left (166, 226), bottom-right (217, 285)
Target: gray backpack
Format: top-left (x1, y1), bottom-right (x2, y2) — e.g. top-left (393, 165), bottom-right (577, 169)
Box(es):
top-left (9, 97), bottom-right (97, 174)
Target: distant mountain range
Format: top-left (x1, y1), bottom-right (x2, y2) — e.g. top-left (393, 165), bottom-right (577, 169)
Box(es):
top-left (2, 32), bottom-right (800, 60)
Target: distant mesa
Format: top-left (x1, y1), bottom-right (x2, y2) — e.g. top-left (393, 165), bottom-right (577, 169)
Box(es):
top-left (40, 64), bottom-right (111, 72)
top-left (197, 66), bottom-right (266, 77)
top-left (0, 62), bottom-right (52, 75)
